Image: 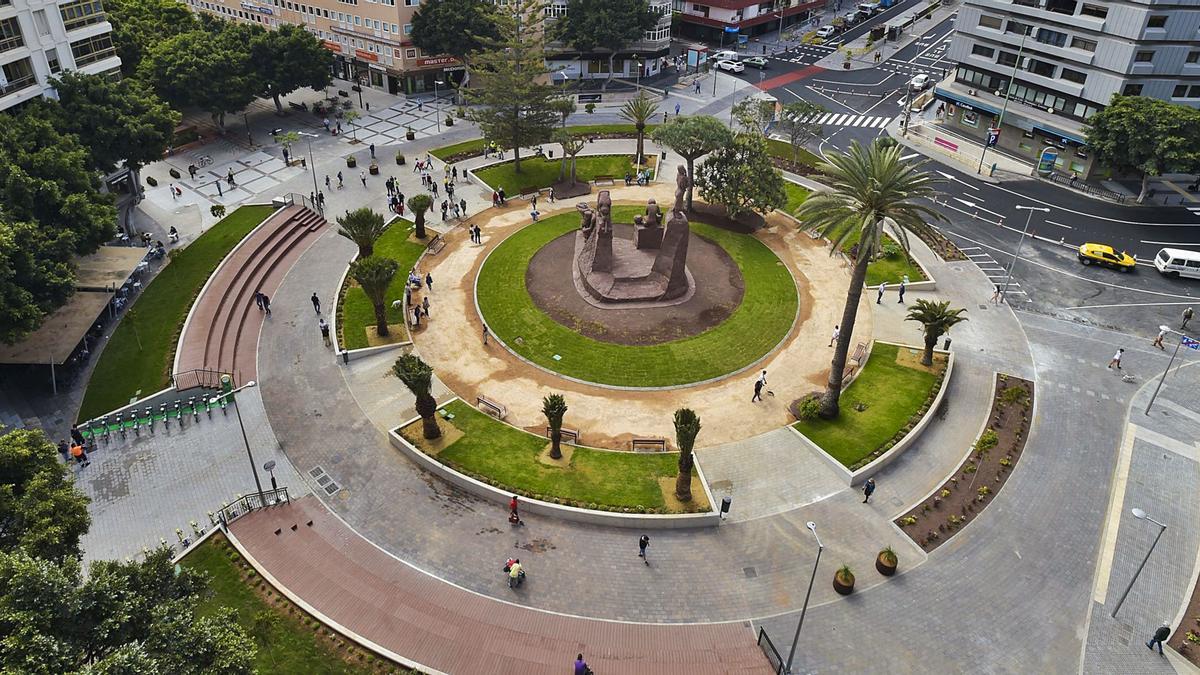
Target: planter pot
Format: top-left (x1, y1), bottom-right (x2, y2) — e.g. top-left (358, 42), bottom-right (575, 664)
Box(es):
top-left (396, 155), bottom-right (406, 165)
top-left (875, 553), bottom-right (897, 576)
top-left (346, 156), bottom-right (357, 168)
top-left (406, 131), bottom-right (415, 141)
top-left (843, 62), bottom-right (851, 69)
top-left (369, 163), bottom-right (380, 175)
top-left (832, 572), bottom-right (855, 595)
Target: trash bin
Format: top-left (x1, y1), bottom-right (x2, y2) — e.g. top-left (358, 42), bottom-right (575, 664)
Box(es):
top-left (943, 338), bottom-right (952, 349)
top-left (661, 151), bottom-right (667, 160)
top-left (721, 496), bottom-right (732, 515)
top-left (221, 374), bottom-right (232, 394)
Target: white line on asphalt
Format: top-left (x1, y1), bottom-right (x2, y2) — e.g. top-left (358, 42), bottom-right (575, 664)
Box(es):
top-left (1004, 289), bottom-right (1028, 294)
top-left (1068, 301), bottom-right (1200, 309)
top-left (900, 153), bottom-right (920, 160)
top-left (959, 246), bottom-right (982, 250)
top-left (1092, 422), bottom-right (1137, 605)
top-left (1140, 240), bottom-right (1200, 247)
top-left (816, 113), bottom-right (835, 124)
top-left (983, 181), bottom-right (1200, 228)
top-left (847, 115), bottom-right (864, 126)
top-left (1044, 220), bottom-right (1074, 230)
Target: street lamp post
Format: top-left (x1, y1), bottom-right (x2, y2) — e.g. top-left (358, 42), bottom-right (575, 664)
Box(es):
top-left (977, 27), bottom-right (1029, 174)
top-left (298, 131), bottom-right (322, 214)
top-left (433, 79), bottom-right (444, 133)
top-left (784, 521), bottom-right (823, 674)
top-left (213, 381), bottom-right (266, 504)
top-left (1000, 205), bottom-right (1049, 304)
top-left (1111, 507), bottom-right (1167, 617)
top-left (263, 459), bottom-right (278, 491)
top-left (243, 111), bottom-right (253, 146)
top-left (1145, 327), bottom-right (1189, 415)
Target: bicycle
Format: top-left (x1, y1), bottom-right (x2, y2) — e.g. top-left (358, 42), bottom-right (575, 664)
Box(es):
top-left (196, 155), bottom-right (214, 167)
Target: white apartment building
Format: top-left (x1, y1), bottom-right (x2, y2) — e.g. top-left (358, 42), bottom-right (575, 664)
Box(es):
top-left (941, 0), bottom-right (1200, 177)
top-left (0, 0), bottom-right (121, 111)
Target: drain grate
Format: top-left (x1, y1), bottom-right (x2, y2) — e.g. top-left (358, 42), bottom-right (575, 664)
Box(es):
top-left (308, 466), bottom-right (341, 496)
top-left (743, 566), bottom-right (758, 579)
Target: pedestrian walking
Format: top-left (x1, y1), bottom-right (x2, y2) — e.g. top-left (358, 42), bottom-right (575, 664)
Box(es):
top-left (169, 183), bottom-right (177, 200)
top-left (1183, 307), bottom-right (1194, 330)
top-left (359, 170), bottom-right (367, 187)
top-left (311, 292), bottom-right (321, 313)
top-left (674, 102), bottom-right (681, 116)
top-left (319, 318), bottom-right (331, 346)
top-left (369, 143), bottom-right (375, 159)
top-left (227, 169), bottom-right (236, 185)
top-left (254, 291), bottom-right (264, 311)
top-left (70, 443), bottom-right (89, 467)
top-left (325, 175), bottom-right (331, 190)
top-left (261, 293), bottom-right (271, 316)
top-left (483, 324), bottom-right (489, 345)
top-left (1108, 348), bottom-right (1124, 369)
top-left (412, 305), bottom-right (421, 327)
top-left (829, 324), bottom-right (840, 347)
top-left (694, 80), bottom-right (702, 95)
top-left (752, 378), bottom-right (764, 402)
top-left (188, 164), bottom-right (197, 180)
top-left (638, 534), bottom-right (650, 564)
top-left (70, 426), bottom-right (85, 447)
top-left (460, 198), bottom-right (467, 215)
top-left (432, 181), bottom-right (439, 197)
top-left (509, 495), bottom-right (523, 526)
top-left (337, 171), bottom-right (344, 189)
top-left (862, 478), bottom-right (876, 503)
top-left (991, 284), bottom-right (1002, 304)
top-left (531, 194), bottom-right (537, 210)
top-left (663, 111), bottom-right (668, 123)
top-left (323, 117), bottom-right (330, 131)
top-left (282, 147), bottom-right (290, 164)
top-left (1152, 326), bottom-right (1167, 350)
top-left (548, 187), bottom-right (555, 203)
top-left (366, 101), bottom-right (370, 112)
top-left (1146, 622), bottom-right (1170, 655)
top-left (474, 224), bottom-right (482, 244)
top-left (318, 191), bottom-right (325, 208)
top-left (877, 281), bottom-right (887, 304)
top-left (58, 440), bottom-right (70, 463)
top-left (425, 272), bottom-right (433, 292)
top-left (421, 295), bottom-right (430, 317)
top-left (897, 278), bottom-right (906, 303)
top-left (575, 653), bottom-right (594, 675)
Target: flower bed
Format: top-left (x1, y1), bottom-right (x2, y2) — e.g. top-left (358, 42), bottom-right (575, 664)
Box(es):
top-left (1169, 580), bottom-right (1200, 662)
top-left (913, 226), bottom-right (967, 262)
top-left (895, 373), bottom-right (1034, 552)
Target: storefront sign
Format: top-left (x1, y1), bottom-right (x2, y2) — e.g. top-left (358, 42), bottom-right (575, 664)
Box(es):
top-left (986, 127), bottom-right (1001, 147)
top-left (322, 40), bottom-right (342, 53)
top-left (355, 49), bottom-right (379, 63)
top-left (415, 56), bottom-right (461, 68)
top-left (240, 2), bottom-right (273, 14)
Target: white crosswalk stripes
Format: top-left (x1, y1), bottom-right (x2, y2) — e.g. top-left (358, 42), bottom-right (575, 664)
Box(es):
top-left (789, 113), bottom-right (901, 129)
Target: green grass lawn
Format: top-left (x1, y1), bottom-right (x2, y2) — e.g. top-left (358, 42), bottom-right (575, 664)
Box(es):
top-left (474, 155), bottom-right (640, 194)
top-left (783, 180), bottom-right (809, 215)
top-left (477, 206), bottom-right (798, 387)
top-left (429, 126), bottom-right (659, 160)
top-left (838, 230), bottom-right (928, 287)
top-left (794, 343), bottom-right (942, 468)
top-left (427, 400), bottom-right (686, 511)
top-left (182, 534), bottom-right (385, 674)
top-left (338, 217), bottom-right (427, 350)
top-left (78, 205), bottom-right (275, 421)
top-left (765, 138), bottom-right (824, 170)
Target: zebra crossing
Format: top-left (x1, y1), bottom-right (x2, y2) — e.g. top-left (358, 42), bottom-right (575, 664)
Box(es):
top-left (792, 112), bottom-right (901, 129)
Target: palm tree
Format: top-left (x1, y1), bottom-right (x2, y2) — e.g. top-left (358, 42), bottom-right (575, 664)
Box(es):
top-left (336, 208), bottom-right (387, 258)
top-left (407, 194), bottom-right (433, 239)
top-left (673, 408), bottom-right (702, 502)
top-left (392, 354), bottom-right (441, 440)
top-left (619, 92), bottom-right (659, 165)
top-left (905, 300), bottom-right (968, 366)
top-left (795, 139), bottom-right (944, 419)
top-left (349, 256), bottom-right (399, 338)
top-left (542, 394), bottom-right (568, 459)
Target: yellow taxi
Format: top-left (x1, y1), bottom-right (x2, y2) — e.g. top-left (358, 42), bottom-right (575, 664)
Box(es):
top-left (1078, 243), bottom-right (1136, 272)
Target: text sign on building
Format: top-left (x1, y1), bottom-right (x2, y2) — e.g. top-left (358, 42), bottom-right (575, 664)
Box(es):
top-left (355, 49), bottom-right (379, 63)
top-left (415, 56), bottom-right (462, 68)
top-left (986, 128), bottom-right (1001, 147)
top-left (239, 2), bottom-right (273, 14)
top-left (322, 40), bottom-right (342, 53)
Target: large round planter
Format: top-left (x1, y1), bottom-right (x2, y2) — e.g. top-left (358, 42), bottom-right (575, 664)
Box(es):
top-left (875, 553), bottom-right (897, 576)
top-left (346, 156), bottom-right (357, 168)
top-left (832, 573), bottom-right (855, 595)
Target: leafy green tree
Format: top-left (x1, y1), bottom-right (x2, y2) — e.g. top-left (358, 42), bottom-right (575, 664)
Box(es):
top-left (407, 194), bottom-right (434, 239)
top-left (106, 0), bottom-right (199, 75)
top-left (392, 354), bottom-right (442, 440)
top-left (0, 219), bottom-right (75, 345)
top-left (796, 139), bottom-right (943, 418)
top-left (550, 97), bottom-right (577, 128)
top-left (778, 101), bottom-right (825, 162)
top-left (343, 109), bottom-right (362, 142)
top-left (673, 408), bottom-right (701, 501)
top-left (411, 0), bottom-right (499, 95)
top-left (651, 116), bottom-right (733, 211)
top-left (139, 29), bottom-right (258, 129)
top-left (336, 208), bottom-right (388, 258)
top-left (0, 550), bottom-right (80, 673)
top-left (618, 92), bottom-right (659, 164)
top-left (0, 428), bottom-right (91, 562)
top-left (904, 300), bottom-right (968, 366)
top-left (465, 0), bottom-right (560, 173)
top-left (1085, 95), bottom-right (1200, 203)
top-left (250, 25), bottom-right (333, 115)
top-left (350, 256), bottom-right (399, 338)
top-left (696, 133), bottom-right (787, 218)
top-left (731, 97), bottom-right (776, 134)
top-left (541, 394), bottom-right (568, 459)
top-left (553, 0), bottom-right (658, 89)
top-left (554, 129), bottom-right (586, 185)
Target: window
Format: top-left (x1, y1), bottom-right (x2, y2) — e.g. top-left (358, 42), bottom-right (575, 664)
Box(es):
top-left (1036, 28), bottom-right (1066, 47)
top-left (1070, 37), bottom-right (1096, 52)
top-left (382, 22), bottom-right (389, 31)
top-left (1028, 59), bottom-right (1055, 77)
top-left (0, 57), bottom-right (36, 94)
top-left (1174, 84), bottom-right (1188, 97)
top-left (1188, 51), bottom-right (1200, 64)
top-left (1045, 0), bottom-right (1075, 13)
top-left (1079, 3), bottom-right (1107, 18)
top-left (972, 44), bottom-right (995, 58)
top-left (405, 0), bottom-right (420, 4)
top-left (1134, 51), bottom-right (1153, 63)
top-left (1006, 19), bottom-right (1031, 35)
top-left (1061, 68), bottom-right (1086, 84)
top-left (403, 23), bottom-right (412, 34)
top-left (1122, 83), bottom-right (1143, 95)
top-left (997, 51), bottom-right (1019, 67)
top-left (961, 110), bottom-right (979, 128)
top-left (354, 15), bottom-right (360, 24)
top-left (70, 33), bottom-right (116, 66)
top-left (373, 19), bottom-right (380, 28)
top-left (978, 14), bottom-right (1003, 29)
top-left (32, 9), bottom-right (51, 36)
top-left (1190, 85), bottom-right (1200, 98)
top-left (0, 17), bottom-right (23, 53)
top-left (405, 48), bottom-right (416, 58)
top-left (392, 23), bottom-right (398, 32)
top-left (1012, 0), bottom-right (1039, 6)
top-left (45, 48), bottom-right (60, 73)
top-left (60, 0), bottom-right (107, 32)
top-left (1147, 15), bottom-right (1166, 28)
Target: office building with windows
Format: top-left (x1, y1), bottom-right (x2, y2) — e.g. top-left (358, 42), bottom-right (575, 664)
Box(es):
top-left (940, 0), bottom-right (1200, 176)
top-left (544, 0), bottom-right (674, 82)
top-left (0, 0), bottom-right (120, 111)
top-left (673, 0), bottom-right (822, 44)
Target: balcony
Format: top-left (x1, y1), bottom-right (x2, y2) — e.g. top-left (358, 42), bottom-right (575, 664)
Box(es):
top-left (0, 18), bottom-right (24, 54)
top-left (0, 58), bottom-right (37, 97)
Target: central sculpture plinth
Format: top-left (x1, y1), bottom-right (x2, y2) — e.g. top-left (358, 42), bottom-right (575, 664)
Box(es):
top-left (573, 167), bottom-right (694, 305)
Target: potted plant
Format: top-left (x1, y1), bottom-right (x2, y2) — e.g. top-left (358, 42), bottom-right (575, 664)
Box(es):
top-left (875, 546), bottom-right (898, 576)
top-left (396, 152), bottom-right (406, 166)
top-left (346, 155), bottom-right (357, 168)
top-left (833, 564), bottom-right (855, 595)
top-left (445, 116), bottom-right (454, 127)
top-left (405, 127), bottom-right (415, 141)
top-left (369, 161), bottom-right (380, 175)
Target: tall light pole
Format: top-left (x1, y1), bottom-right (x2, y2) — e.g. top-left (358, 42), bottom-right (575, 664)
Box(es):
top-left (785, 521), bottom-right (823, 674)
top-left (1111, 507), bottom-right (1167, 617)
top-left (978, 27), bottom-right (1029, 174)
top-left (298, 131), bottom-right (322, 214)
top-left (213, 381), bottom-right (266, 504)
top-left (433, 79), bottom-right (444, 132)
top-left (1000, 205), bottom-right (1049, 304)
top-left (1145, 327), bottom-right (1190, 415)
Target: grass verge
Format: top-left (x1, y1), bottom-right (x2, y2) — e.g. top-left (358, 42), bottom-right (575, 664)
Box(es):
top-left (429, 125), bottom-right (659, 161)
top-left (477, 205), bottom-right (797, 387)
top-left (474, 155), bottom-right (639, 194)
top-left (794, 343), bottom-right (944, 468)
top-left (765, 138), bottom-right (824, 170)
top-left (410, 400), bottom-right (694, 512)
top-left (338, 217), bottom-right (427, 350)
top-left (783, 180), bottom-right (810, 215)
top-left (78, 205), bottom-right (275, 421)
top-left (838, 230), bottom-right (928, 287)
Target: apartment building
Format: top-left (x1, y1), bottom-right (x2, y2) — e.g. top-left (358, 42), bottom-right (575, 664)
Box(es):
top-left (544, 0), bottom-right (674, 81)
top-left (0, 0), bottom-right (121, 112)
top-left (674, 0), bottom-right (822, 44)
top-left (942, 0), bottom-right (1200, 177)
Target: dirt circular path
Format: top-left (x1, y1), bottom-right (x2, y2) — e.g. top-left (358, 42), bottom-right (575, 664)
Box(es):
top-left (525, 224), bottom-right (745, 346)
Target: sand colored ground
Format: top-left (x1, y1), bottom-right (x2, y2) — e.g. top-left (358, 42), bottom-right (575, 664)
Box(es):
top-left (411, 182), bottom-right (872, 449)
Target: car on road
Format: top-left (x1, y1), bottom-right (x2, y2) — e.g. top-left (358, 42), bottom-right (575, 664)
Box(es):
top-left (858, 2), bottom-right (882, 13)
top-left (909, 74), bottom-right (932, 90)
top-left (842, 11), bottom-right (864, 25)
top-left (1154, 247), bottom-right (1200, 279)
top-left (716, 59), bottom-right (745, 73)
top-left (741, 56), bottom-right (770, 69)
top-left (815, 25), bottom-right (839, 38)
top-left (1078, 243), bottom-right (1136, 271)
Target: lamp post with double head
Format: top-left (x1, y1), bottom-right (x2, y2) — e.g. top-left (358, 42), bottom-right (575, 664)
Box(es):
top-left (434, 80), bottom-right (444, 132)
top-left (297, 131), bottom-right (323, 214)
top-left (1145, 326), bottom-right (1190, 415)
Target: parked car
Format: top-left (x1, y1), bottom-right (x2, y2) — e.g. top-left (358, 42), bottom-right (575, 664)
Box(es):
top-left (742, 56), bottom-right (770, 69)
top-left (716, 59), bottom-right (745, 73)
top-left (1078, 243), bottom-right (1136, 271)
top-left (909, 73), bottom-right (932, 90)
top-left (858, 2), bottom-right (882, 13)
top-left (842, 11), bottom-right (863, 25)
top-left (815, 25), bottom-right (839, 38)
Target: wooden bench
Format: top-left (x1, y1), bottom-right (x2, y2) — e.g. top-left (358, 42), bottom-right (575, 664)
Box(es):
top-left (427, 234), bottom-right (446, 255)
top-left (546, 427), bottom-right (580, 445)
top-left (842, 364), bottom-right (857, 382)
top-left (631, 437), bottom-right (667, 452)
top-left (850, 342), bottom-right (868, 365)
top-left (593, 175), bottom-right (615, 186)
top-left (476, 395), bottom-right (507, 420)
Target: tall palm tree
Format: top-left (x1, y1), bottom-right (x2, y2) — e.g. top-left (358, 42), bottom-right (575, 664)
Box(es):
top-left (905, 300), bottom-right (968, 366)
top-left (542, 394), bottom-right (568, 459)
top-left (795, 139), bottom-right (944, 419)
top-left (392, 354), bottom-right (441, 440)
top-left (619, 92), bottom-right (659, 165)
top-left (350, 256), bottom-right (399, 338)
top-left (673, 408), bottom-right (702, 502)
top-left (407, 194), bottom-right (433, 239)
top-left (336, 208), bottom-right (388, 258)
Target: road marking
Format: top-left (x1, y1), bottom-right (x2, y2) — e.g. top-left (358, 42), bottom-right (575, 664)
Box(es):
top-left (982, 181), bottom-right (1200, 228)
top-left (1158, 398), bottom-right (1200, 425)
top-left (901, 153), bottom-right (920, 160)
top-left (831, 114), bottom-right (850, 125)
top-left (1069, 301), bottom-right (1200, 310)
top-left (1139, 240), bottom-right (1200, 248)
top-left (1093, 422), bottom-right (1138, 605)
top-left (1044, 220), bottom-right (1073, 230)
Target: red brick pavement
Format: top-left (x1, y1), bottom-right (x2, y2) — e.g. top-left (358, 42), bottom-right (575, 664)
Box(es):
top-left (229, 496), bottom-right (773, 675)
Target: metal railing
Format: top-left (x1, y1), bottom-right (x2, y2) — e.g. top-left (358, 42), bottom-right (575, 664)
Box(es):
top-left (217, 487), bottom-right (291, 526)
top-left (172, 368), bottom-right (236, 391)
top-left (1041, 171), bottom-right (1128, 203)
top-left (757, 626), bottom-right (786, 674)
top-left (280, 192), bottom-right (321, 215)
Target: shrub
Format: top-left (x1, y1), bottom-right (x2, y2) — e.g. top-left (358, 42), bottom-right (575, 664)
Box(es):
top-left (940, 489), bottom-right (951, 498)
top-left (975, 429), bottom-right (999, 453)
top-left (977, 486), bottom-right (991, 496)
top-left (146, 176), bottom-right (158, 187)
top-left (585, 103), bottom-right (596, 114)
top-left (999, 385), bottom-right (1029, 407)
top-left (791, 394), bottom-right (822, 421)
top-left (169, 168), bottom-right (181, 179)
top-left (899, 515), bottom-right (917, 526)
top-left (445, 116), bottom-right (454, 127)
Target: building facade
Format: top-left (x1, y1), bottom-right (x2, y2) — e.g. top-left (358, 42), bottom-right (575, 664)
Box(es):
top-left (941, 0), bottom-right (1200, 177)
top-left (0, 0), bottom-right (121, 112)
top-left (544, 0), bottom-right (673, 81)
top-left (674, 0), bottom-right (823, 44)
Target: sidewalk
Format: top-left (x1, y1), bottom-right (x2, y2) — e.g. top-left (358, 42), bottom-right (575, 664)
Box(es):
top-left (815, 2), bottom-right (959, 71)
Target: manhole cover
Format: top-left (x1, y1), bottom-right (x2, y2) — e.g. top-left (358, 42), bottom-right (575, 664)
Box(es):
top-left (743, 566), bottom-right (758, 579)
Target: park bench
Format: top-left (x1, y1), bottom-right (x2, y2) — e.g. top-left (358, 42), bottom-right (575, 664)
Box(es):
top-left (593, 175), bottom-right (615, 186)
top-left (288, 101), bottom-right (308, 112)
top-left (518, 185), bottom-right (539, 199)
top-left (546, 427), bottom-right (580, 445)
top-left (842, 364), bottom-right (857, 382)
top-left (850, 342), bottom-right (868, 365)
top-left (427, 234), bottom-right (446, 255)
top-left (476, 395), bottom-right (507, 420)
top-left (631, 437), bottom-right (667, 452)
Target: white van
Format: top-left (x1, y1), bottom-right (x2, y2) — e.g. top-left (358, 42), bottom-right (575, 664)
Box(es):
top-left (1154, 247), bottom-right (1200, 279)
top-left (712, 50), bottom-right (740, 62)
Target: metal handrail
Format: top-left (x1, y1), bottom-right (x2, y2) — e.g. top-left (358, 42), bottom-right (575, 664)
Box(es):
top-left (217, 487), bottom-right (291, 526)
top-left (756, 626), bottom-right (786, 674)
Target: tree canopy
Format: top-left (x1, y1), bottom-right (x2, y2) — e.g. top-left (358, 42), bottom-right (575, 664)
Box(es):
top-left (651, 115), bottom-right (733, 210)
top-left (139, 28), bottom-right (259, 126)
top-left (106, 0), bottom-right (200, 75)
top-left (411, 0), bottom-right (500, 60)
top-left (696, 133), bottom-right (787, 218)
top-left (1085, 95), bottom-right (1200, 202)
top-left (250, 25), bottom-right (334, 114)
top-left (0, 219), bottom-right (75, 344)
top-left (0, 429), bottom-right (91, 562)
top-left (553, 0), bottom-right (657, 85)
top-left (50, 72), bottom-right (180, 174)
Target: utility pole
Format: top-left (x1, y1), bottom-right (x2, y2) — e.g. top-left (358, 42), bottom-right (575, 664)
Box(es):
top-left (978, 27), bottom-right (1029, 174)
